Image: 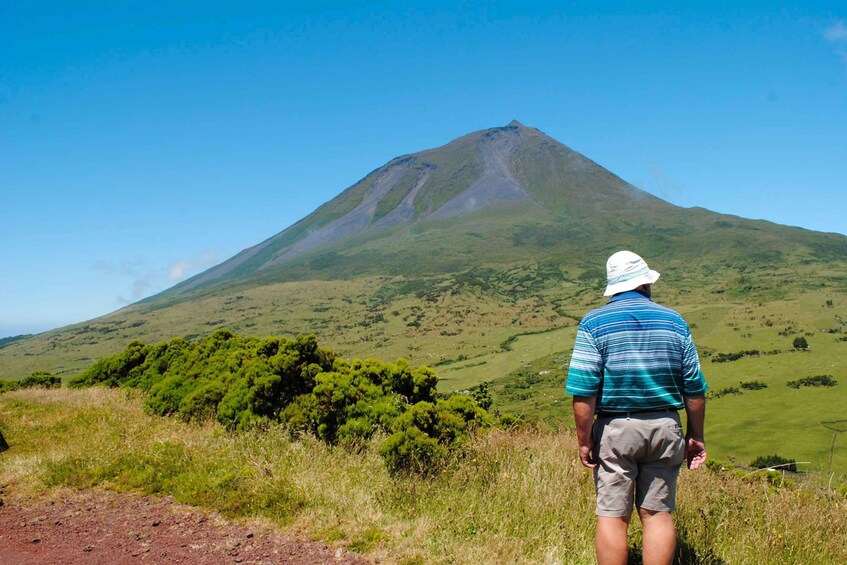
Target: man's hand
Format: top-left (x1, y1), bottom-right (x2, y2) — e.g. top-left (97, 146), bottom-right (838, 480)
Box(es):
top-left (683, 395), bottom-right (706, 470)
top-left (685, 436), bottom-right (706, 470)
top-left (573, 396), bottom-right (598, 469)
top-left (579, 441), bottom-right (597, 469)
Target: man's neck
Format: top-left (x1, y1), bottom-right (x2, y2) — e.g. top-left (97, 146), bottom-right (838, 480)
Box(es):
top-left (610, 289), bottom-right (653, 303)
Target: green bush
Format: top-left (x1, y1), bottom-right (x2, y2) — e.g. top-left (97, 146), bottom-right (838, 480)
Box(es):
top-left (69, 330), bottom-right (337, 430)
top-left (739, 380), bottom-right (768, 391)
top-left (498, 413), bottom-right (522, 428)
top-left (378, 395), bottom-right (493, 476)
top-left (711, 350), bottom-right (760, 363)
top-left (750, 454), bottom-right (797, 472)
top-left (0, 371), bottom-right (62, 392)
top-left (70, 330), bottom-right (492, 475)
top-left (379, 423), bottom-right (447, 477)
top-left (470, 382), bottom-right (493, 410)
top-left (786, 375), bottom-right (837, 389)
top-left (19, 371), bottom-right (62, 388)
top-left (707, 386), bottom-right (742, 399)
top-left (179, 380), bottom-right (228, 422)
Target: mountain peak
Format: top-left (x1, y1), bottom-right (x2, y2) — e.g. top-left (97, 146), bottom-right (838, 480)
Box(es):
top-left (167, 122), bottom-right (672, 294)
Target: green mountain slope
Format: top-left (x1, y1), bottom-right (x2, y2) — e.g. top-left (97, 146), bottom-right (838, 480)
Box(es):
top-left (148, 120), bottom-right (845, 300)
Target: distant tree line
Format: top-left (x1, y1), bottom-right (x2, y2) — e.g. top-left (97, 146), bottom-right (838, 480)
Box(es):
top-left (68, 329), bottom-right (494, 476)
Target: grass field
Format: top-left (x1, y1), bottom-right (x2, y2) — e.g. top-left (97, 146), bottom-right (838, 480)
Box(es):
top-left (2, 387), bottom-right (846, 563)
top-left (473, 288), bottom-right (847, 478)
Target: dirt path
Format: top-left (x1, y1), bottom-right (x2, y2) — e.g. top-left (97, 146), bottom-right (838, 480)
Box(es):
top-left (0, 488), bottom-right (368, 564)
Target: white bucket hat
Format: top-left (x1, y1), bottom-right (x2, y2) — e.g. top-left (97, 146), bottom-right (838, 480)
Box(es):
top-left (603, 250), bottom-right (660, 296)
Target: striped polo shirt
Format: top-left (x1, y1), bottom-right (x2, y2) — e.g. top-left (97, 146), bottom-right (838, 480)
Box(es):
top-left (566, 290), bottom-right (708, 412)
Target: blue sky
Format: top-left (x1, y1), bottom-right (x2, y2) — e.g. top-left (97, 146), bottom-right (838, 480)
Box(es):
top-left (2, 2), bottom-right (846, 338)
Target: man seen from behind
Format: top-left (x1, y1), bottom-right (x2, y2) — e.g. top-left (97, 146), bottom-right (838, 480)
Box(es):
top-left (566, 250), bottom-right (708, 565)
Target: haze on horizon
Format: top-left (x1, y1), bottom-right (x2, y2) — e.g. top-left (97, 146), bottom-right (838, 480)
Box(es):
top-left (2, 2), bottom-right (847, 338)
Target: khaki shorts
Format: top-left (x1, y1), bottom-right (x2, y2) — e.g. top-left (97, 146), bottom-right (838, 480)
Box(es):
top-left (593, 410), bottom-right (685, 517)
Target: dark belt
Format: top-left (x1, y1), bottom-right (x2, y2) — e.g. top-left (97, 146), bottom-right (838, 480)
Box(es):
top-left (596, 407), bottom-right (678, 419)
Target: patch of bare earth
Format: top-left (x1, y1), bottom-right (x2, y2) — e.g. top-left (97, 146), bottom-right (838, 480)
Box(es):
top-left (0, 488), bottom-right (369, 564)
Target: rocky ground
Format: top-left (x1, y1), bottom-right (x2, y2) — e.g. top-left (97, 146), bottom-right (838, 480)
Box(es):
top-left (0, 488), bottom-right (368, 564)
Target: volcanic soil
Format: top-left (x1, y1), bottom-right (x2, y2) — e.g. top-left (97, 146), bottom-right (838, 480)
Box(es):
top-left (0, 488), bottom-right (368, 564)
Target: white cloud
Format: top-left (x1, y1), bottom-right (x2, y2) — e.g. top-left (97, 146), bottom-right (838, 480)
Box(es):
top-left (168, 251), bottom-right (218, 283)
top-left (824, 21), bottom-right (847, 42)
top-left (92, 250), bottom-right (220, 305)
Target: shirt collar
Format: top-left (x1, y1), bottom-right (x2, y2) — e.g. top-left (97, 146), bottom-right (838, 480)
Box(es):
top-left (608, 290), bottom-right (653, 304)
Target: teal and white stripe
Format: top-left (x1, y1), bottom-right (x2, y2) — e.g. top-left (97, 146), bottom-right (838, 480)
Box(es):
top-left (566, 291), bottom-right (708, 412)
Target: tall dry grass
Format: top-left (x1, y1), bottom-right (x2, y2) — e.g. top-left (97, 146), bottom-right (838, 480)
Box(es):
top-left (1, 388), bottom-right (846, 564)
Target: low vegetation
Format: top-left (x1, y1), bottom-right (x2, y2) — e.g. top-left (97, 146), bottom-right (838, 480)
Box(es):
top-left (739, 380), bottom-right (768, 391)
top-left (787, 375), bottom-right (838, 389)
top-left (1, 388), bottom-right (846, 563)
top-left (711, 349), bottom-right (761, 363)
top-left (751, 454), bottom-right (798, 473)
top-left (0, 371), bottom-right (61, 392)
top-left (67, 330), bottom-right (493, 476)
top-left (707, 386), bottom-right (743, 399)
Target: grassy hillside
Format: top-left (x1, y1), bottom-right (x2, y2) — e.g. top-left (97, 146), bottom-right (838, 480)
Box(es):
top-left (483, 288), bottom-right (847, 478)
top-left (3, 255), bottom-right (847, 476)
top-left (1, 387), bottom-right (845, 563)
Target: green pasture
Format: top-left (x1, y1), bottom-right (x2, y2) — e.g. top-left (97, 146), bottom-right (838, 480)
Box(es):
top-left (436, 327), bottom-right (574, 392)
top-left (453, 288), bottom-right (847, 477)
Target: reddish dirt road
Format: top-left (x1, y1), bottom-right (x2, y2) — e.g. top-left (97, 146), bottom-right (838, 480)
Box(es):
top-left (0, 489), bottom-right (368, 564)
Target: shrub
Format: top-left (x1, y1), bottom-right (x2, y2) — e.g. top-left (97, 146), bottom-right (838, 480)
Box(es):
top-left (1, 371), bottom-right (61, 392)
top-left (70, 330), bottom-right (492, 475)
top-left (19, 371), bottom-right (62, 389)
top-left (179, 380), bottom-right (228, 422)
top-left (707, 386), bottom-right (742, 399)
top-left (379, 423), bottom-right (447, 477)
top-left (786, 375), bottom-right (837, 389)
top-left (498, 413), bottom-right (522, 428)
top-left (69, 330), bottom-right (337, 429)
top-left (711, 350), bottom-right (760, 363)
top-left (793, 336), bottom-right (809, 350)
top-left (470, 382), bottom-right (493, 410)
top-left (739, 380), bottom-right (768, 391)
top-left (705, 459), bottom-right (726, 472)
top-left (750, 454), bottom-right (797, 472)
top-left (283, 364), bottom-right (398, 444)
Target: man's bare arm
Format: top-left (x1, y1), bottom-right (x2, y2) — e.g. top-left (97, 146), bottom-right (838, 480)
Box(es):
top-left (573, 395), bottom-right (597, 468)
top-left (684, 395), bottom-right (706, 470)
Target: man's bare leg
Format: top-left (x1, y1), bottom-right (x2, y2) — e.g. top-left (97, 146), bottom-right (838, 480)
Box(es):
top-left (639, 509), bottom-right (676, 565)
top-left (596, 515), bottom-right (630, 565)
